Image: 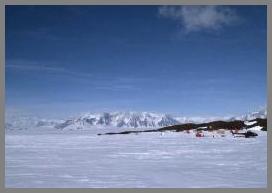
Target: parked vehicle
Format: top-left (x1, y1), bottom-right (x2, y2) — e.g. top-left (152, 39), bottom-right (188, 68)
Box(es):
top-left (230, 130), bottom-right (258, 138)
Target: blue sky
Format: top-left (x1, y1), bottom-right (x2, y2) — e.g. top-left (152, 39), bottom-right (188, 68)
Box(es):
top-left (5, 5), bottom-right (267, 118)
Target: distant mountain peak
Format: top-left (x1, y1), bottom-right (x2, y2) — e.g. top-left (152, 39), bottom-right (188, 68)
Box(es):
top-left (5, 109), bottom-right (267, 131)
top-left (54, 111), bottom-right (180, 130)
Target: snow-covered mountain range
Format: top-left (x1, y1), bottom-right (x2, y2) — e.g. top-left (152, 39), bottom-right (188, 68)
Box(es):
top-left (229, 109), bottom-right (267, 121)
top-left (54, 112), bottom-right (180, 130)
top-left (5, 109), bottom-right (267, 131)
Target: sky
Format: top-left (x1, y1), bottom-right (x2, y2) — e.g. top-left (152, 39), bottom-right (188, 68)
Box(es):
top-left (5, 5), bottom-right (267, 118)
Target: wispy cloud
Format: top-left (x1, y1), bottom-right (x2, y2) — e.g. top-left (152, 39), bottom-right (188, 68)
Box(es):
top-left (5, 59), bottom-right (146, 91)
top-left (6, 60), bottom-right (93, 78)
top-left (158, 5), bottom-right (239, 33)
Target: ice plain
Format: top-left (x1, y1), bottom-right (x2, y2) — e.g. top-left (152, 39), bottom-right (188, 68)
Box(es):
top-left (5, 130), bottom-right (267, 188)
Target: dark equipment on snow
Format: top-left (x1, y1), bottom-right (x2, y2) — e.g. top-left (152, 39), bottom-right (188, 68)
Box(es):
top-left (230, 130), bottom-right (258, 138)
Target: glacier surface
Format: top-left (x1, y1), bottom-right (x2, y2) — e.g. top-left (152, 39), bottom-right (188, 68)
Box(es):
top-left (5, 130), bottom-right (267, 188)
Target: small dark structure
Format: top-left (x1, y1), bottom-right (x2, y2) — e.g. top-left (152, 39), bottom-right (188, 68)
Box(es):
top-left (230, 130), bottom-right (258, 138)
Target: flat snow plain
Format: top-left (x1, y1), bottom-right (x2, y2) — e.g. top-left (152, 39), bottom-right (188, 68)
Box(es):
top-left (5, 130), bottom-right (267, 188)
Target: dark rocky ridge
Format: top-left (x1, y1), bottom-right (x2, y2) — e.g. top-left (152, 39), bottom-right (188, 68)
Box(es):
top-left (98, 118), bottom-right (267, 135)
